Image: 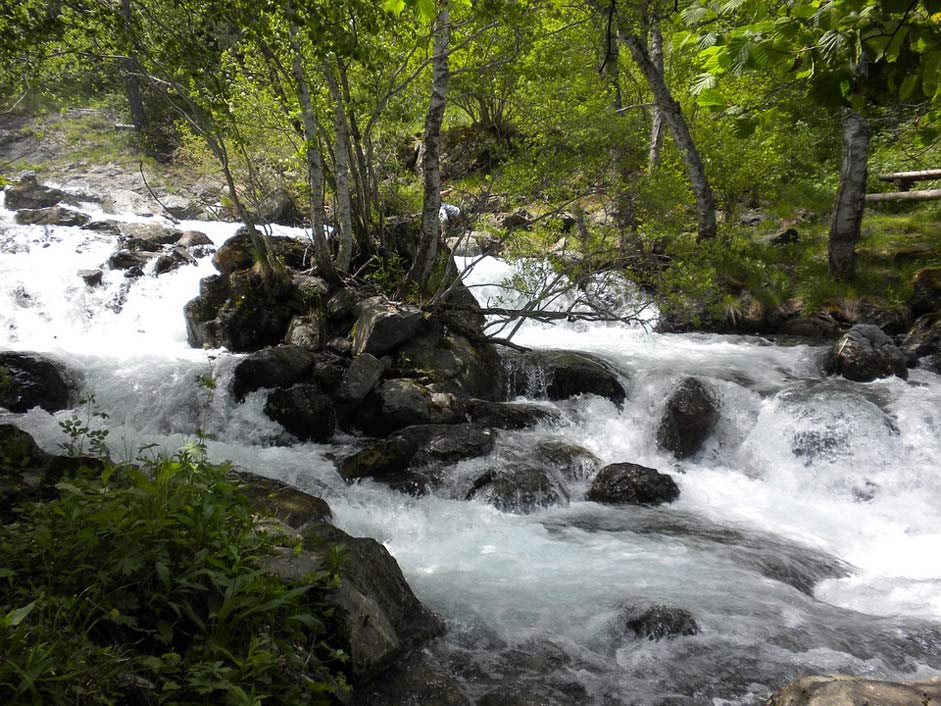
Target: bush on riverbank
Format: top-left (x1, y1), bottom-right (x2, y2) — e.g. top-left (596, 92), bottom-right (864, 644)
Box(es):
top-left (0, 450), bottom-right (347, 706)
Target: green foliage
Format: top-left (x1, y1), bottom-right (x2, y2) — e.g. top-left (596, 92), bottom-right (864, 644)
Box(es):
top-left (0, 453), bottom-right (347, 706)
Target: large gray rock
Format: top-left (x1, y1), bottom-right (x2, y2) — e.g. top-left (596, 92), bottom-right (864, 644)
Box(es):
top-left (900, 313), bottom-right (941, 373)
top-left (118, 221), bottom-right (182, 245)
top-left (177, 230), bottom-right (213, 247)
top-left (0, 351), bottom-right (73, 413)
top-left (352, 379), bottom-right (462, 436)
top-left (464, 399), bottom-right (562, 430)
top-left (587, 463), bottom-right (679, 506)
top-left (212, 227), bottom-right (311, 275)
top-left (824, 324), bottom-right (908, 382)
top-left (107, 249), bottom-right (152, 270)
top-left (533, 440), bottom-right (600, 481)
top-left (656, 378), bottom-right (719, 458)
top-left (234, 472), bottom-right (332, 534)
top-left (264, 384), bottom-right (336, 442)
top-left (15, 206), bottom-right (90, 227)
top-left (768, 676), bottom-right (941, 706)
top-left (337, 354), bottom-right (388, 406)
top-left (4, 175), bottom-right (67, 210)
top-left (352, 297), bottom-right (424, 356)
top-left (284, 313), bottom-right (326, 351)
top-left (231, 345), bottom-right (315, 400)
top-left (501, 349), bottom-right (627, 406)
top-left (256, 187), bottom-right (304, 226)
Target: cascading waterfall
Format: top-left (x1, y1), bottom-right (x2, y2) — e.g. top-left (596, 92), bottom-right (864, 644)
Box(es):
top-left (2, 193), bottom-right (941, 705)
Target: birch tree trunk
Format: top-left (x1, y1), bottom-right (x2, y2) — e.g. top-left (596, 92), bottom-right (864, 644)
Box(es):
top-left (119, 0), bottom-right (148, 131)
top-left (289, 25), bottom-right (338, 282)
top-left (647, 20), bottom-right (664, 171)
top-left (623, 32), bottom-right (717, 241)
top-left (324, 64), bottom-right (354, 273)
top-left (410, 1), bottom-right (450, 292)
top-left (828, 108), bottom-right (870, 281)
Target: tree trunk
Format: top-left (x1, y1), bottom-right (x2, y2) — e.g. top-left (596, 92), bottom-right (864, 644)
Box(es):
top-left (602, 10), bottom-right (635, 237)
top-left (828, 108), bottom-right (870, 281)
top-left (119, 0), bottom-right (148, 131)
top-left (647, 20), bottom-right (664, 171)
top-left (324, 64), bottom-right (354, 273)
top-left (623, 33), bottom-right (717, 241)
top-left (409, 2), bottom-right (450, 292)
top-left (289, 26), bottom-right (338, 282)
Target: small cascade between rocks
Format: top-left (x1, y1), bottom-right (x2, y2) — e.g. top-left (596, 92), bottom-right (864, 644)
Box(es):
top-left (2, 188), bottom-right (941, 706)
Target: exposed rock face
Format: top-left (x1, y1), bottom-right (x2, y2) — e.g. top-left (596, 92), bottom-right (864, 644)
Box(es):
top-left (264, 384), bottom-right (336, 442)
top-left (234, 472), bottom-right (332, 532)
top-left (284, 313), bottom-right (326, 351)
top-left (768, 676), bottom-right (941, 706)
top-left (464, 399), bottom-right (562, 430)
top-left (824, 324), bottom-right (908, 382)
top-left (587, 463), bottom-right (679, 506)
top-left (352, 379), bottom-right (462, 436)
top-left (656, 377), bottom-right (719, 458)
top-left (901, 313), bottom-right (941, 373)
top-left (502, 349), bottom-right (627, 405)
top-left (4, 174), bottom-right (67, 210)
top-left (153, 248), bottom-right (196, 276)
top-left (468, 466), bottom-right (568, 513)
top-left (15, 206), bottom-right (90, 227)
top-left (0, 351), bottom-right (73, 413)
top-left (352, 297), bottom-right (424, 356)
top-left (184, 271), bottom-right (304, 351)
top-left (212, 227), bottom-right (311, 275)
top-left (615, 603), bottom-right (700, 640)
top-left (909, 267), bottom-right (941, 318)
top-left (231, 345), bottom-right (315, 400)
top-left (336, 353), bottom-right (388, 407)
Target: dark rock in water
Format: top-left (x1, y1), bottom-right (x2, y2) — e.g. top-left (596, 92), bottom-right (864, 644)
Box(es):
top-left (256, 187), bottom-right (304, 226)
top-left (468, 465), bottom-right (569, 513)
top-left (337, 435), bottom-right (418, 483)
top-left (396, 323), bottom-right (504, 401)
top-left (353, 652), bottom-right (473, 706)
top-left (352, 296), bottom-right (424, 356)
top-left (284, 313), bottom-right (326, 351)
top-left (502, 348), bottom-right (627, 406)
top-left (264, 384), bottom-right (336, 442)
top-left (234, 471), bottom-right (332, 533)
top-left (778, 313), bottom-right (842, 340)
top-left (824, 324), bottom-right (908, 382)
top-left (617, 603), bottom-right (700, 640)
top-left (768, 675), bottom-right (941, 706)
top-left (353, 379), bottom-right (462, 436)
top-left (854, 302), bottom-right (908, 336)
top-left (0, 424), bottom-right (49, 470)
top-left (82, 219), bottom-right (123, 236)
top-left (464, 398), bottom-right (562, 430)
top-left (336, 353), bottom-right (388, 406)
top-left (656, 377), bottom-right (719, 458)
top-left (231, 344), bottom-right (314, 400)
top-left (399, 423), bottom-right (495, 467)
top-left (107, 249), bottom-right (152, 270)
top-left (4, 174), bottom-right (67, 210)
top-left (900, 313), bottom-right (941, 374)
top-left (177, 230), bottom-right (213, 247)
top-left (184, 271), bottom-right (304, 352)
top-left (78, 269), bottom-right (103, 287)
top-left (587, 463), bottom-right (679, 506)
top-left (212, 226), bottom-right (311, 275)
top-left (304, 351), bottom-right (350, 396)
top-left (118, 221), bottom-right (182, 245)
top-left (15, 206), bottom-right (90, 227)
top-left (153, 248), bottom-right (196, 276)
top-left (909, 267), bottom-right (941, 318)
top-left (0, 351), bottom-right (73, 413)
top-left (124, 266), bottom-right (144, 279)
top-left (533, 440), bottom-right (600, 481)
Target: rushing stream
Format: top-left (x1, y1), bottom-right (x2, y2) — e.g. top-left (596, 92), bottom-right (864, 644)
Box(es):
top-left (2, 193), bottom-right (941, 705)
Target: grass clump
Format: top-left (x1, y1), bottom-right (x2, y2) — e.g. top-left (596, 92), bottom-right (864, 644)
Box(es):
top-left (0, 451), bottom-right (347, 706)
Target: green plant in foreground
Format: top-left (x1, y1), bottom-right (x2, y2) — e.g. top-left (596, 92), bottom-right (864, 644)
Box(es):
top-left (0, 452), bottom-right (347, 706)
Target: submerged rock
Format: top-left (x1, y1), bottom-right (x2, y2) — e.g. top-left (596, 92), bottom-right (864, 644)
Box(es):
top-left (501, 348), bottom-right (627, 405)
top-left (616, 603), bottom-right (700, 640)
top-left (264, 384), bottom-right (336, 442)
top-left (768, 675), bottom-right (941, 706)
top-left (352, 296), bottom-right (424, 356)
top-left (656, 377), bottom-right (719, 458)
top-left (824, 324), bottom-right (908, 382)
top-left (0, 351), bottom-right (73, 413)
top-left (587, 463), bottom-right (679, 506)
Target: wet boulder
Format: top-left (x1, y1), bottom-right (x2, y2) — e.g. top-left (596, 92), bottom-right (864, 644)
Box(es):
top-left (615, 603), bottom-right (700, 640)
top-left (117, 221), bottom-right (182, 245)
top-left (353, 652), bottom-right (473, 706)
top-left (502, 349), bottom-right (627, 406)
top-left (533, 440), bottom-right (600, 481)
top-left (236, 472), bottom-right (332, 533)
top-left (4, 174), bottom-right (67, 210)
top-left (337, 435), bottom-right (419, 484)
top-left (231, 344), bottom-right (315, 400)
top-left (399, 423), bottom-right (495, 467)
top-left (177, 230), bottom-right (213, 247)
top-left (824, 324), bottom-right (908, 382)
top-left (909, 267), bottom-right (941, 318)
top-left (900, 313), bottom-right (941, 374)
top-left (352, 379), bottom-right (462, 436)
top-left (656, 377), bottom-right (719, 458)
top-left (264, 384), bottom-right (336, 442)
top-left (768, 676), bottom-right (941, 706)
top-left (468, 466), bottom-right (569, 513)
top-left (78, 269), bottom-right (103, 287)
top-left (107, 249), bottom-right (152, 270)
top-left (153, 248), bottom-right (196, 276)
top-left (184, 270), bottom-right (304, 352)
top-left (0, 351), bottom-right (73, 413)
top-left (464, 398), bottom-right (562, 430)
top-left (587, 463), bottom-right (679, 506)
top-left (352, 297), bottom-right (424, 357)
top-left (15, 206), bottom-right (90, 227)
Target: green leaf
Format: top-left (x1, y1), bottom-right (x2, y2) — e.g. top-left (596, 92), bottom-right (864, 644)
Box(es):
top-left (7, 600), bottom-right (37, 627)
top-left (416, 0), bottom-right (436, 21)
top-left (382, 0), bottom-right (405, 14)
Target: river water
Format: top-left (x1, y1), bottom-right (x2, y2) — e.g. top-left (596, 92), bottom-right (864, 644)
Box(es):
top-left (2, 196), bottom-right (940, 705)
